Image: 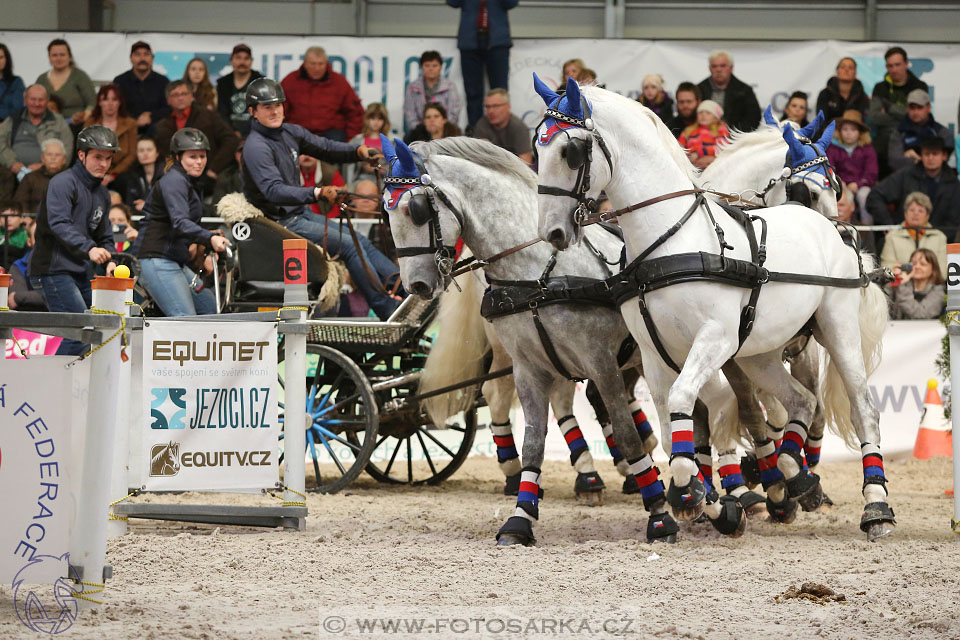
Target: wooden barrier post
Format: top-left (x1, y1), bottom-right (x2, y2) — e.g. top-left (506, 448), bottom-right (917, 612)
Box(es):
top-left (282, 239), bottom-right (308, 530)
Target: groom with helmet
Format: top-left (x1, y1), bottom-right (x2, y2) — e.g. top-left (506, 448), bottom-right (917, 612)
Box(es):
top-left (30, 125), bottom-right (118, 355)
top-left (241, 77), bottom-right (403, 320)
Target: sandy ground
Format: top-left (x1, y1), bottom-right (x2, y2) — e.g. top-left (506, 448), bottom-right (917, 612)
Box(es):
top-left (2, 455), bottom-right (959, 640)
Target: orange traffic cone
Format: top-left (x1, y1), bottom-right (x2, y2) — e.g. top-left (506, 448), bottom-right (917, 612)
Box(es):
top-left (913, 379), bottom-right (953, 459)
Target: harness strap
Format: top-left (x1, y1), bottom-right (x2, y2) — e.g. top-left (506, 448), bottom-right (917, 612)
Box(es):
top-left (636, 287), bottom-right (682, 374)
top-left (531, 305), bottom-right (583, 382)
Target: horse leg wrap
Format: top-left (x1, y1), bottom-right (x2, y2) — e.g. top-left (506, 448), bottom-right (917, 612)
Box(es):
top-left (755, 438), bottom-right (784, 489)
top-left (626, 456), bottom-right (667, 510)
top-left (491, 421), bottom-right (522, 478)
top-left (859, 502), bottom-right (896, 534)
top-left (708, 495), bottom-right (746, 537)
top-left (696, 446), bottom-right (716, 496)
top-left (514, 467), bottom-right (542, 521)
top-left (496, 516), bottom-right (536, 546)
top-left (558, 415), bottom-right (596, 474)
top-left (766, 421), bottom-right (785, 446)
top-left (717, 451), bottom-right (746, 493)
top-left (804, 436), bottom-right (822, 469)
top-left (646, 512), bottom-right (679, 544)
top-left (669, 412), bottom-right (696, 460)
top-left (629, 398), bottom-right (657, 452)
top-left (778, 420), bottom-right (808, 477)
top-left (779, 447), bottom-right (824, 511)
top-left (765, 494), bottom-right (799, 524)
top-left (739, 451), bottom-right (762, 488)
top-left (860, 443), bottom-right (888, 495)
top-left (602, 423), bottom-right (629, 476)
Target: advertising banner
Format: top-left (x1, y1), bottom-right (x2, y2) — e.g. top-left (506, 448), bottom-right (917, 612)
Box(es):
top-left (4, 330), bottom-right (63, 360)
top-left (141, 320), bottom-right (279, 491)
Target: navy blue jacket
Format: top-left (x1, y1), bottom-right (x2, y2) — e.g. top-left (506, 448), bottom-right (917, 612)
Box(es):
top-left (30, 163), bottom-right (113, 276)
top-left (112, 69), bottom-right (171, 131)
top-left (447, 0), bottom-right (517, 50)
top-left (137, 164), bottom-right (214, 266)
top-left (242, 120), bottom-right (358, 221)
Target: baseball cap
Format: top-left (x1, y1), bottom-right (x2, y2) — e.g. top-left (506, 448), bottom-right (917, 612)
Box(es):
top-left (906, 89), bottom-right (930, 106)
top-left (232, 44), bottom-right (252, 57)
top-left (130, 41), bottom-right (152, 55)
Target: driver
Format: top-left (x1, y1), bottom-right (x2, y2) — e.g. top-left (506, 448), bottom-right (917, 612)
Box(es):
top-left (241, 78), bottom-right (403, 320)
top-left (30, 125), bottom-right (118, 355)
top-left (136, 128), bottom-right (231, 316)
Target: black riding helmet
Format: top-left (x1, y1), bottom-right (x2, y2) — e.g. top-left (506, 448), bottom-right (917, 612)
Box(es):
top-left (170, 127), bottom-right (211, 154)
top-left (245, 77), bottom-right (285, 108)
top-left (77, 125), bottom-right (120, 152)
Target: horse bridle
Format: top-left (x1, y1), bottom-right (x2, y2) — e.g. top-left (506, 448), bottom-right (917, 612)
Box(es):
top-left (534, 98), bottom-right (614, 230)
top-left (383, 155), bottom-right (465, 283)
top-left (759, 133), bottom-right (842, 207)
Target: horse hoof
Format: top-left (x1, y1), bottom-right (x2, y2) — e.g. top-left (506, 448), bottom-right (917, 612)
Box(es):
top-left (496, 516), bottom-right (536, 547)
top-left (646, 512), bottom-right (680, 543)
top-left (786, 470), bottom-right (824, 512)
top-left (766, 495), bottom-right (798, 525)
top-left (503, 473), bottom-right (520, 496)
top-left (574, 472), bottom-right (605, 500)
top-left (666, 477), bottom-right (706, 521)
top-left (736, 490), bottom-right (768, 519)
top-left (739, 453), bottom-right (762, 488)
top-left (860, 502), bottom-right (896, 541)
top-left (576, 490), bottom-right (604, 507)
top-left (866, 521), bottom-right (896, 542)
top-left (622, 474), bottom-right (640, 495)
top-left (816, 492), bottom-right (835, 511)
top-left (496, 533), bottom-right (533, 547)
top-left (709, 495), bottom-right (747, 538)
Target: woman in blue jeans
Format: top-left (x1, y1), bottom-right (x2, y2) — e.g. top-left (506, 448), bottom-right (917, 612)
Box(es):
top-left (136, 128), bottom-right (231, 316)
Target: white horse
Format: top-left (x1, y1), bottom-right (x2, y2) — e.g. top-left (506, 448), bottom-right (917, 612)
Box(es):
top-left (533, 76), bottom-right (893, 540)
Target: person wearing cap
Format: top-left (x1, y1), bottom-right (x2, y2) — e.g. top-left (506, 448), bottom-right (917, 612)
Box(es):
top-left (29, 125), bottom-right (119, 355)
top-left (136, 128), bottom-right (230, 316)
top-left (866, 136), bottom-right (960, 236)
top-left (113, 41), bottom-right (171, 135)
top-left (217, 44), bottom-right (263, 137)
top-left (868, 46), bottom-right (928, 178)
top-left (241, 77), bottom-right (402, 320)
top-left (0, 84), bottom-right (73, 180)
top-left (696, 50), bottom-right (761, 133)
top-left (280, 46), bottom-right (364, 142)
top-left (678, 99), bottom-right (730, 169)
top-left (637, 73), bottom-right (674, 124)
top-left (887, 88), bottom-right (953, 173)
top-left (826, 109), bottom-right (878, 218)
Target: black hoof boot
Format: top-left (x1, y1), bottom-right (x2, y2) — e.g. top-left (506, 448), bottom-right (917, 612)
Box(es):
top-left (503, 473), bottom-right (543, 498)
top-left (860, 502), bottom-right (896, 541)
top-left (622, 474), bottom-right (640, 495)
top-left (666, 476), bottom-right (706, 521)
top-left (646, 512), bottom-right (679, 543)
top-left (496, 516), bottom-right (536, 547)
top-left (709, 495), bottom-right (747, 537)
top-left (694, 486), bottom-right (719, 524)
top-left (786, 471), bottom-right (824, 512)
top-left (740, 453), bottom-right (761, 489)
top-left (575, 472), bottom-right (605, 506)
top-left (766, 495), bottom-right (798, 524)
top-left (736, 490), bottom-right (768, 518)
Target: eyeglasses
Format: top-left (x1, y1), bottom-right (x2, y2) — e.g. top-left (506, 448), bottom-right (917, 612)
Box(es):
top-left (484, 102), bottom-right (508, 109)
top-left (168, 91), bottom-right (192, 98)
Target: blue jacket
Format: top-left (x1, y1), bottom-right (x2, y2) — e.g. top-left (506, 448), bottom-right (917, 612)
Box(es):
top-left (30, 163), bottom-right (112, 276)
top-left (447, 0), bottom-right (517, 50)
top-left (137, 164), bottom-right (214, 266)
top-left (242, 120), bottom-right (358, 221)
top-left (112, 69), bottom-right (171, 131)
top-left (0, 75), bottom-right (25, 121)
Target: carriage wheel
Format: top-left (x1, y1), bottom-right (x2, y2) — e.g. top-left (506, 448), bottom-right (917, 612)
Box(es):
top-left (358, 409), bottom-right (477, 485)
top-left (278, 344), bottom-right (379, 494)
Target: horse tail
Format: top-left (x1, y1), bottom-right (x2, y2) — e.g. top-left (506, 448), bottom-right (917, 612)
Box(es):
top-left (418, 263), bottom-right (491, 427)
top-left (821, 252), bottom-right (888, 448)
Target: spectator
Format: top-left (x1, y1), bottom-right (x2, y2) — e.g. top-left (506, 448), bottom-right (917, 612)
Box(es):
top-left (46, 94), bottom-right (64, 115)
top-left (0, 162), bottom-right (14, 202)
top-left (212, 139), bottom-right (244, 205)
top-left (826, 110), bottom-right (878, 218)
top-left (866, 137), bottom-right (960, 233)
top-left (868, 46), bottom-right (928, 178)
top-left (137, 128), bottom-right (231, 317)
top-left (113, 41), bottom-right (171, 135)
top-left (887, 89), bottom-right (953, 173)
top-left (14, 138), bottom-right (66, 213)
top-left (678, 100), bottom-right (730, 170)
top-left (879, 191), bottom-right (947, 279)
top-left (404, 103), bottom-right (461, 144)
top-left (815, 57), bottom-right (869, 124)
top-left (7, 233), bottom-right (46, 311)
top-left (108, 202), bottom-right (138, 253)
top-left (154, 80), bottom-right (239, 184)
top-left (116, 137), bottom-right (164, 211)
top-left (577, 68), bottom-right (598, 86)
top-left (471, 88), bottom-right (531, 164)
top-left (299, 154), bottom-right (346, 216)
top-left (349, 103), bottom-right (391, 186)
top-left (183, 57), bottom-right (217, 112)
top-left (697, 50), bottom-right (761, 133)
top-left (281, 46), bottom-right (364, 142)
top-left (83, 83), bottom-right (138, 184)
top-left (217, 44), bottom-right (262, 137)
top-left (836, 185), bottom-right (877, 255)
top-left (781, 91), bottom-right (809, 128)
top-left (1, 201), bottom-right (28, 269)
top-left (0, 43), bottom-right (25, 122)
top-left (562, 58), bottom-right (585, 83)
top-left (35, 39), bottom-right (95, 131)
top-left (403, 50), bottom-right (462, 134)
top-left (885, 248), bottom-right (945, 319)
top-left (637, 74), bottom-right (674, 124)
top-left (0, 84), bottom-right (73, 180)
top-left (29, 126), bottom-right (118, 354)
top-left (668, 82), bottom-right (701, 138)
top-left (448, 0), bottom-right (518, 128)
top-left (109, 190), bottom-right (122, 207)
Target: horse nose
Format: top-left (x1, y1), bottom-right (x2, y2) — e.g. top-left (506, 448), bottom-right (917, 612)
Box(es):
top-left (547, 227), bottom-right (568, 251)
top-left (409, 280), bottom-right (432, 298)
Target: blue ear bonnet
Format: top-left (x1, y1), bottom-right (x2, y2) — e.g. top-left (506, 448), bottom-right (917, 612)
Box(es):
top-left (533, 74), bottom-right (592, 145)
top-left (380, 134), bottom-right (423, 209)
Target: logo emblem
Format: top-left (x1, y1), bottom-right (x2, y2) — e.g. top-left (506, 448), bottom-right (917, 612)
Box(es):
top-left (13, 553), bottom-right (78, 635)
top-left (150, 442), bottom-right (181, 477)
top-left (231, 222), bottom-right (251, 241)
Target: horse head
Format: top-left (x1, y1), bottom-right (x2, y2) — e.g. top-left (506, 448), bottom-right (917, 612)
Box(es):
top-left (782, 120), bottom-right (839, 217)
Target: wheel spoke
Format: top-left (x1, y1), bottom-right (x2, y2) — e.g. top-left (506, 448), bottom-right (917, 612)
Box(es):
top-left (406, 437), bottom-right (413, 483)
top-left (316, 430), bottom-right (348, 476)
top-left (312, 368), bottom-right (346, 414)
top-left (314, 425), bottom-right (363, 453)
top-left (315, 391), bottom-right (364, 418)
top-left (383, 438), bottom-right (402, 477)
top-left (445, 424), bottom-right (467, 433)
top-left (419, 428), bottom-right (457, 458)
top-left (417, 430), bottom-right (437, 476)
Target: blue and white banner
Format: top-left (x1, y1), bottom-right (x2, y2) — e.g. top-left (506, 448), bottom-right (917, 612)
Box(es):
top-left (141, 320), bottom-right (279, 491)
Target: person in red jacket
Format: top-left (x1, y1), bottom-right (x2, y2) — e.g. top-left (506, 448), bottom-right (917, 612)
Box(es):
top-left (280, 47), bottom-right (364, 142)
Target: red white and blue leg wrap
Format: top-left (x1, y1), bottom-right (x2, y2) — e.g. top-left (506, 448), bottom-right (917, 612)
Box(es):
top-left (861, 442), bottom-right (887, 492)
top-left (627, 455), bottom-right (666, 511)
top-left (515, 467), bottom-right (542, 521)
top-left (695, 446), bottom-right (715, 494)
top-left (558, 414), bottom-right (595, 473)
top-left (629, 399), bottom-right (655, 443)
top-left (779, 420), bottom-right (807, 457)
top-left (755, 438), bottom-right (784, 489)
top-left (669, 412), bottom-right (695, 460)
top-left (602, 423), bottom-right (624, 466)
top-left (491, 421), bottom-right (521, 476)
top-left (766, 422), bottom-right (784, 447)
top-left (804, 436), bottom-right (822, 468)
top-left (717, 452), bottom-right (746, 492)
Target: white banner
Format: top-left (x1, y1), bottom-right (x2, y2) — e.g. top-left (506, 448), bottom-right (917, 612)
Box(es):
top-left (141, 320), bottom-right (279, 491)
top-left (0, 357), bottom-right (74, 585)
top-left (1, 32), bottom-right (958, 138)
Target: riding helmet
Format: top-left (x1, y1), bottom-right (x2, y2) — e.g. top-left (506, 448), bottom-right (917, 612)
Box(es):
top-left (170, 128), bottom-right (211, 153)
top-left (76, 125), bottom-right (120, 152)
top-left (245, 78), bottom-right (286, 108)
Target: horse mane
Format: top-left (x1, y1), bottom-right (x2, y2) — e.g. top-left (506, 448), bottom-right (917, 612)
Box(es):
top-left (411, 137), bottom-right (538, 191)
top-left (707, 126), bottom-right (784, 176)
top-left (580, 85), bottom-right (701, 185)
